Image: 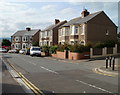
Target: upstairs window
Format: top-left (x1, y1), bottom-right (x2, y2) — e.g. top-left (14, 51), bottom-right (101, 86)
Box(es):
top-left (29, 37), bottom-right (32, 42)
top-left (65, 28), bottom-right (69, 36)
top-left (75, 26), bottom-right (79, 34)
top-left (106, 30), bottom-right (109, 36)
top-left (71, 26), bottom-right (74, 35)
top-left (81, 24), bottom-right (85, 35)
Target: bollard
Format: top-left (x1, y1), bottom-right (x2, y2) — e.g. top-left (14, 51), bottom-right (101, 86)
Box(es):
top-left (109, 56), bottom-right (112, 67)
top-left (106, 57), bottom-right (109, 69)
top-left (112, 57), bottom-right (115, 71)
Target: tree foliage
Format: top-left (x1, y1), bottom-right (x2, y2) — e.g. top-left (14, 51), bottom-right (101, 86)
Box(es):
top-left (2, 39), bottom-right (11, 46)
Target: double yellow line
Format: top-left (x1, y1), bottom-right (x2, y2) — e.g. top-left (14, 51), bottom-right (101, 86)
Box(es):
top-left (9, 63), bottom-right (45, 95)
top-left (93, 68), bottom-right (115, 77)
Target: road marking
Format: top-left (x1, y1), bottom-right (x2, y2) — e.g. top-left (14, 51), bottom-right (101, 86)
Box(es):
top-left (76, 80), bottom-right (112, 93)
top-left (40, 66), bottom-right (59, 74)
top-left (19, 72), bottom-right (45, 95)
top-left (93, 68), bottom-right (115, 77)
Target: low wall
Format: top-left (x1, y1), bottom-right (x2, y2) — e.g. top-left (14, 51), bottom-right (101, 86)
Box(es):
top-left (51, 51), bottom-right (90, 60)
top-left (57, 51), bottom-right (66, 59)
top-left (90, 44), bottom-right (120, 58)
top-left (69, 52), bottom-right (90, 60)
top-left (51, 54), bottom-right (57, 58)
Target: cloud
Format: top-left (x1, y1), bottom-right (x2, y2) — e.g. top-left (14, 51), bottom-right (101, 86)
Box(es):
top-left (41, 5), bottom-right (57, 10)
top-left (0, 2), bottom-right (118, 38)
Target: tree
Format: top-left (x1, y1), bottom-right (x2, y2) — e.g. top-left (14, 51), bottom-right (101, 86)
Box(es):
top-left (2, 39), bottom-right (11, 46)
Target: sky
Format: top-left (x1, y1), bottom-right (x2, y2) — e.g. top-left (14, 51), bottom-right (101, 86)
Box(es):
top-left (0, 0), bottom-right (119, 38)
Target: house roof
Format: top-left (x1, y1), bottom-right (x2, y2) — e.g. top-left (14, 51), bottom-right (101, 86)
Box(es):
top-left (61, 11), bottom-right (103, 27)
top-left (12, 29), bottom-right (40, 36)
top-left (43, 20), bottom-right (67, 31)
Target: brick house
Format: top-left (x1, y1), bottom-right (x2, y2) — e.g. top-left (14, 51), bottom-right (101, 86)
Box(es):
top-left (11, 28), bottom-right (40, 50)
top-left (58, 9), bottom-right (117, 45)
top-left (39, 19), bottom-right (67, 46)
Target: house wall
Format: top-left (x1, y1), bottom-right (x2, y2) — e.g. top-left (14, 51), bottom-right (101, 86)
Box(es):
top-left (86, 12), bottom-right (117, 44)
top-left (32, 31), bottom-right (40, 44)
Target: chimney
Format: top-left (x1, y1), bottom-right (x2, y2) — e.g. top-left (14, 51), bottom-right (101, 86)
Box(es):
top-left (81, 9), bottom-right (90, 18)
top-left (55, 19), bottom-right (60, 24)
top-left (26, 27), bottom-right (31, 31)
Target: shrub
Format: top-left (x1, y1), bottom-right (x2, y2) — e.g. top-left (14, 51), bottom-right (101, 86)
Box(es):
top-left (69, 44), bottom-right (90, 53)
top-left (50, 45), bottom-right (58, 54)
top-left (42, 45), bottom-right (50, 53)
top-left (57, 44), bottom-right (68, 52)
top-left (94, 42), bottom-right (105, 48)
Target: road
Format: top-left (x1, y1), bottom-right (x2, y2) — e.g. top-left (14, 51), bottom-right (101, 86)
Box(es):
top-left (2, 53), bottom-right (118, 94)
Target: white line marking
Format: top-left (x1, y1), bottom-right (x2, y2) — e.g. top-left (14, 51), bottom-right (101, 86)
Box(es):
top-left (76, 80), bottom-right (112, 93)
top-left (40, 66), bottom-right (59, 74)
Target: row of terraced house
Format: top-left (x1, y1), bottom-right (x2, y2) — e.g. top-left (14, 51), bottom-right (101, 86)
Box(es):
top-left (11, 9), bottom-right (117, 50)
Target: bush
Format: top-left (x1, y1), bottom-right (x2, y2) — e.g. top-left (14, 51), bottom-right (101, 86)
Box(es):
top-left (57, 44), bottom-right (67, 52)
top-left (42, 45), bottom-right (50, 53)
top-left (94, 42), bottom-right (105, 48)
top-left (69, 44), bottom-right (90, 53)
top-left (50, 45), bottom-right (58, 54)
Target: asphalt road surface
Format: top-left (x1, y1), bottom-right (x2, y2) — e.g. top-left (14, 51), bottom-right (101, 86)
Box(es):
top-left (2, 53), bottom-right (118, 94)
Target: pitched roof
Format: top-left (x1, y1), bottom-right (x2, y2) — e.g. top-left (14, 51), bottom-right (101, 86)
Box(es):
top-left (43, 20), bottom-right (67, 31)
top-left (12, 29), bottom-right (40, 36)
top-left (61, 11), bottom-right (103, 27)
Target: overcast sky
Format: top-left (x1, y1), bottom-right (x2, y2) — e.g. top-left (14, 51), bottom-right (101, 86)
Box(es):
top-left (0, 0), bottom-right (119, 38)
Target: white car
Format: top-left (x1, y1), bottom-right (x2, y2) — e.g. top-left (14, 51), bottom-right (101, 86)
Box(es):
top-left (0, 48), bottom-right (7, 53)
top-left (19, 49), bottom-right (26, 54)
top-left (30, 46), bottom-right (41, 56)
top-left (8, 49), bottom-right (17, 53)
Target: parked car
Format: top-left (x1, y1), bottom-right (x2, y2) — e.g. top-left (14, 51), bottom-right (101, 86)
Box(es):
top-left (19, 49), bottom-right (26, 54)
top-left (0, 48), bottom-right (7, 53)
top-left (30, 46), bottom-right (41, 56)
top-left (8, 49), bottom-right (17, 53)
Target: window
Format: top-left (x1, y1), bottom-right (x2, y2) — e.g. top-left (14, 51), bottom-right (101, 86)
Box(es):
top-left (47, 31), bottom-right (49, 36)
top-left (65, 28), bottom-right (69, 36)
top-left (75, 41), bottom-right (78, 44)
top-left (81, 24), bottom-right (85, 35)
top-left (15, 37), bottom-right (20, 42)
top-left (71, 26), bottom-right (74, 35)
top-left (75, 26), bottom-right (79, 34)
top-left (62, 28), bottom-right (64, 36)
top-left (71, 41), bottom-right (74, 45)
top-left (29, 37), bottom-right (32, 42)
top-left (81, 41), bottom-right (85, 45)
top-left (106, 30), bottom-right (109, 35)
top-left (23, 45), bottom-right (25, 48)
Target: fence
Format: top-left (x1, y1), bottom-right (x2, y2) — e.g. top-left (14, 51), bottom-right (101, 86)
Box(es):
top-left (90, 44), bottom-right (120, 58)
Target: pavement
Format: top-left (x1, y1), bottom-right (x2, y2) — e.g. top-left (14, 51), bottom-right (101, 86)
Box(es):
top-left (94, 65), bottom-right (118, 77)
top-left (0, 58), bottom-right (26, 94)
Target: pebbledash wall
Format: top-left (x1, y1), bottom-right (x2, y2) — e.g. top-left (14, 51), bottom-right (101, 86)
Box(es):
top-left (90, 44), bottom-right (120, 58)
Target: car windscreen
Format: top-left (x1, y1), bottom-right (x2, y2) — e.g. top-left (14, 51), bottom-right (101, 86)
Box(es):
top-left (31, 48), bottom-right (40, 51)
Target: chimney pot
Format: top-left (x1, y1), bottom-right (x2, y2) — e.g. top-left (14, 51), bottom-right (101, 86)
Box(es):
top-left (81, 9), bottom-right (90, 18)
top-left (55, 19), bottom-right (60, 24)
top-left (26, 27), bottom-right (31, 31)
